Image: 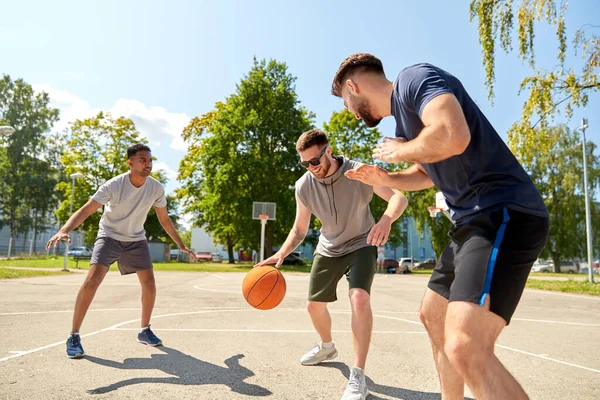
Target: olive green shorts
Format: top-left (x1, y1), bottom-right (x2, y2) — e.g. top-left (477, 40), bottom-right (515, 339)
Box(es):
top-left (308, 246), bottom-right (377, 302)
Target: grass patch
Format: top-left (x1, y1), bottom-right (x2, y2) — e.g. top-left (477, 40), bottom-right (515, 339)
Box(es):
top-left (407, 270), bottom-right (433, 275)
top-left (526, 279), bottom-right (600, 296)
top-left (0, 267), bottom-right (70, 279)
top-left (0, 256), bottom-right (312, 273)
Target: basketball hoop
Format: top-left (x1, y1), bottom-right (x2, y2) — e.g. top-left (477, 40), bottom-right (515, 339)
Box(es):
top-left (427, 206), bottom-right (441, 218)
top-left (259, 214), bottom-right (269, 221)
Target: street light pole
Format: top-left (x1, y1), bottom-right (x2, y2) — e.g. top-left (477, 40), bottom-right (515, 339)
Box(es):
top-left (1, 126), bottom-right (16, 257)
top-left (580, 118), bottom-right (594, 284)
top-left (63, 172), bottom-right (84, 272)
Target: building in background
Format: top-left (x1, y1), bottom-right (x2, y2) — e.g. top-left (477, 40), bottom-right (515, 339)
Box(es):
top-left (0, 224), bottom-right (86, 257)
top-left (191, 215), bottom-right (436, 263)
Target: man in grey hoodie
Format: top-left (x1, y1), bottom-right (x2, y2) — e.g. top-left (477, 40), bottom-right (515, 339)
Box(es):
top-left (255, 129), bottom-right (408, 400)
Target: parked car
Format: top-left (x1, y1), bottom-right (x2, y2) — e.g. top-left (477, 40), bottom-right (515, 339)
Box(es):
top-left (385, 259), bottom-right (412, 274)
top-left (169, 249), bottom-right (180, 260)
top-left (282, 252), bottom-right (304, 265)
top-left (68, 247), bottom-right (93, 257)
top-left (212, 253), bottom-right (223, 263)
top-left (531, 259), bottom-right (579, 273)
top-left (195, 250), bottom-right (213, 262)
top-left (383, 258), bottom-right (399, 273)
top-left (580, 267), bottom-right (599, 275)
top-left (413, 257), bottom-right (436, 270)
top-left (398, 257), bottom-right (419, 271)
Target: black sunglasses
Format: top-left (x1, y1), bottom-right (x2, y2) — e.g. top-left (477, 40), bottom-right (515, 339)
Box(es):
top-left (299, 146), bottom-right (328, 169)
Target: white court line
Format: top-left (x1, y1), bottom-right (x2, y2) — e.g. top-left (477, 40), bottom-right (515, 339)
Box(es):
top-left (377, 311), bottom-right (420, 315)
top-left (495, 344), bottom-right (600, 374)
top-left (0, 308), bottom-right (147, 316)
top-left (113, 328), bottom-right (427, 334)
top-left (0, 306), bottom-right (243, 317)
top-left (370, 314), bottom-right (423, 326)
top-left (0, 307), bottom-right (420, 362)
top-left (526, 289), bottom-right (600, 301)
top-left (2, 307), bottom-right (599, 375)
top-left (206, 273), bottom-right (226, 280)
top-left (193, 284), bottom-right (306, 296)
top-left (0, 308), bottom-right (246, 362)
top-left (512, 318), bottom-right (600, 328)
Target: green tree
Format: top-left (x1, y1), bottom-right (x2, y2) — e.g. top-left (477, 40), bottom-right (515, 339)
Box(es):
top-left (145, 194), bottom-right (180, 243)
top-left (57, 112), bottom-right (175, 244)
top-left (178, 58), bottom-right (314, 263)
top-left (520, 125), bottom-right (600, 271)
top-left (469, 0), bottom-right (599, 161)
top-left (179, 229), bottom-right (192, 249)
top-left (0, 75), bottom-right (60, 253)
top-left (323, 109), bottom-right (453, 257)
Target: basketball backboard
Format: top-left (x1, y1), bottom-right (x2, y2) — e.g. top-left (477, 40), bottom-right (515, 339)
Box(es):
top-left (252, 202), bottom-right (276, 220)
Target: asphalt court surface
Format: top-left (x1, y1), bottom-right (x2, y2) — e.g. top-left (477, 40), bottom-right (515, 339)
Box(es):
top-left (1, 271), bottom-right (599, 399)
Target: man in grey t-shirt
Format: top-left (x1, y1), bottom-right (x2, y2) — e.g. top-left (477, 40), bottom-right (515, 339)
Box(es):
top-left (255, 129), bottom-right (408, 400)
top-left (47, 144), bottom-right (196, 359)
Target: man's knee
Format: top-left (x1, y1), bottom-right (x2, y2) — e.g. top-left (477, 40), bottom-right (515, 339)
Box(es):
top-left (444, 324), bottom-right (495, 376)
top-left (83, 265), bottom-right (106, 288)
top-left (419, 291), bottom-right (447, 332)
top-left (348, 289), bottom-right (370, 312)
top-left (306, 301), bottom-right (326, 314)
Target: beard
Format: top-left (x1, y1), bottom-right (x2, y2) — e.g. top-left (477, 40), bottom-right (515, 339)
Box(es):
top-left (357, 98), bottom-right (382, 127)
top-left (311, 156), bottom-right (331, 179)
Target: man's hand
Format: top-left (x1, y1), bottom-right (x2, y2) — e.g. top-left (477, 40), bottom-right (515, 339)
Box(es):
top-left (367, 216), bottom-right (392, 247)
top-left (180, 246), bottom-right (198, 262)
top-left (46, 231), bottom-right (70, 250)
top-left (345, 164), bottom-right (391, 187)
top-left (253, 252), bottom-right (285, 269)
top-left (372, 137), bottom-right (407, 163)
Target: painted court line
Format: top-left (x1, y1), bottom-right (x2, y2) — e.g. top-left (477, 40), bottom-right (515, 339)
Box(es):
top-left (526, 289), bottom-right (600, 301)
top-left (512, 318), bottom-right (600, 328)
top-left (495, 344), bottom-right (600, 374)
top-left (113, 328), bottom-right (427, 334)
top-left (0, 309), bottom-right (245, 362)
top-left (2, 307), bottom-right (599, 375)
top-left (0, 306), bottom-right (243, 317)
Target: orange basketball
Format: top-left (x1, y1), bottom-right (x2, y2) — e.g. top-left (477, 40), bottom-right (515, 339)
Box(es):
top-left (242, 266), bottom-right (286, 310)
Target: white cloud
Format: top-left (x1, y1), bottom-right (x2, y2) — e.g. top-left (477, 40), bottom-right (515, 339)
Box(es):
top-left (33, 84), bottom-right (191, 152)
top-left (153, 161), bottom-right (178, 182)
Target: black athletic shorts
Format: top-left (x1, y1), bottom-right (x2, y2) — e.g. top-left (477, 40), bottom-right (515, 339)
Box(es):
top-left (428, 207), bottom-right (549, 324)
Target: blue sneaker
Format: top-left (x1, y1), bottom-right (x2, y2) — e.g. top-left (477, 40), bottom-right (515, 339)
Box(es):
top-left (137, 325), bottom-right (162, 347)
top-left (66, 333), bottom-right (84, 359)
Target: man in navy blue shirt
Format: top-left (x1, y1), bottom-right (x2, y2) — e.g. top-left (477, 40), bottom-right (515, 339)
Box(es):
top-left (332, 53), bottom-right (549, 400)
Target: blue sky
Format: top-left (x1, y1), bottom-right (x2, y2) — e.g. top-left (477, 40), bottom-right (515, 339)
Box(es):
top-left (1, 0), bottom-right (598, 216)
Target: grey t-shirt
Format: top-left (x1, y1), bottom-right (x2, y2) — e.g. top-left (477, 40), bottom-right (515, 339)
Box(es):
top-left (295, 157), bottom-right (375, 257)
top-left (92, 172), bottom-right (167, 242)
top-left (391, 63), bottom-right (548, 223)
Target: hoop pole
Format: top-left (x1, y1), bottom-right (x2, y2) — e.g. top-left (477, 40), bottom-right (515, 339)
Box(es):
top-left (260, 218), bottom-right (267, 262)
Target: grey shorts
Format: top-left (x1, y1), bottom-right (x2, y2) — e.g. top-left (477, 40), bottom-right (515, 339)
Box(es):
top-left (91, 237), bottom-right (153, 275)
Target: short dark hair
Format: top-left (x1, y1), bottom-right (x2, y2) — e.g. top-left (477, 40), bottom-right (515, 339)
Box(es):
top-left (296, 129), bottom-right (328, 152)
top-left (127, 143), bottom-right (151, 159)
top-left (331, 53), bottom-right (385, 97)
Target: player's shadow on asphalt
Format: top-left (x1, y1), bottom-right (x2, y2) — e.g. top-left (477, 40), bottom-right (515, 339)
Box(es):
top-left (317, 362), bottom-right (474, 400)
top-left (84, 346), bottom-right (271, 396)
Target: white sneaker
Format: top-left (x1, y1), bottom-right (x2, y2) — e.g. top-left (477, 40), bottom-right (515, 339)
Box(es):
top-left (341, 367), bottom-right (369, 400)
top-left (300, 343), bottom-right (338, 365)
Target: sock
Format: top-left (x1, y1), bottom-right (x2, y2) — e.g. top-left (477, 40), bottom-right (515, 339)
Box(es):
top-left (321, 340), bottom-right (334, 349)
top-left (352, 366), bottom-right (364, 374)
top-left (140, 326), bottom-right (149, 333)
top-left (70, 332), bottom-right (80, 336)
